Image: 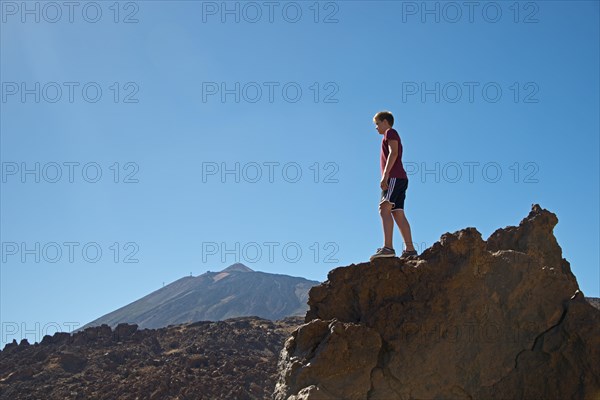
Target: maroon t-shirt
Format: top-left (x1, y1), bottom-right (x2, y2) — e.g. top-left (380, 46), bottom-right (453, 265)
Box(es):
top-left (380, 128), bottom-right (408, 179)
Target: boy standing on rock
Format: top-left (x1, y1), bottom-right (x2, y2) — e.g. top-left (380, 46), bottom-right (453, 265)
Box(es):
top-left (370, 111), bottom-right (417, 260)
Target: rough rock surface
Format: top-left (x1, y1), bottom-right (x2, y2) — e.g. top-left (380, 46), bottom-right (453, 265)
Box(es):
top-left (587, 297), bottom-right (600, 311)
top-left (274, 205), bottom-right (600, 400)
top-left (0, 316), bottom-right (303, 400)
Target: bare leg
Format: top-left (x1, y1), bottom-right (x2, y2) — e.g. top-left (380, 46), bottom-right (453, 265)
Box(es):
top-left (392, 209), bottom-right (416, 252)
top-left (379, 201), bottom-right (395, 249)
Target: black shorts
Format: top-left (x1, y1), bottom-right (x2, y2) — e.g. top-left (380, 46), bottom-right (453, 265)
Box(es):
top-left (379, 177), bottom-right (408, 212)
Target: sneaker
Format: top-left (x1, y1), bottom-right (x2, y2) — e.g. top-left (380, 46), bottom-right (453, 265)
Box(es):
top-left (400, 249), bottom-right (418, 258)
top-left (370, 247), bottom-right (396, 260)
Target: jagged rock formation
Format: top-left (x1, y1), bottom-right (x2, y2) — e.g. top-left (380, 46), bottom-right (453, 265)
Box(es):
top-left (0, 316), bottom-right (303, 400)
top-left (82, 263), bottom-right (318, 329)
top-left (274, 205), bottom-right (600, 400)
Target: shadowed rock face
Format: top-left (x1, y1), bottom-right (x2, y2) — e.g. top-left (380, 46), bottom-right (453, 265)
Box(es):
top-left (274, 205), bottom-right (600, 400)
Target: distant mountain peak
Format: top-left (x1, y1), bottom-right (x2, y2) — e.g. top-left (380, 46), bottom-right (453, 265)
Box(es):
top-left (80, 262), bottom-right (318, 331)
top-left (221, 263), bottom-right (254, 273)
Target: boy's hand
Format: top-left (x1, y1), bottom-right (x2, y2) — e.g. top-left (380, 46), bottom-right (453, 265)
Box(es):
top-left (380, 174), bottom-right (389, 190)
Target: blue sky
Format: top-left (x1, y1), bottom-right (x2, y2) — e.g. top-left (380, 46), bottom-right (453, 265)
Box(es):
top-left (1, 1), bottom-right (598, 346)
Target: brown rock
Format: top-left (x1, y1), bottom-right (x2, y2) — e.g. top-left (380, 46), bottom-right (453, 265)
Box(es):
top-left (58, 352), bottom-right (87, 373)
top-left (0, 367), bottom-right (34, 383)
top-left (113, 323), bottom-right (138, 342)
top-left (274, 204), bottom-right (600, 400)
top-left (41, 332), bottom-right (71, 346)
top-left (274, 319), bottom-right (381, 400)
top-left (185, 355), bottom-right (206, 369)
top-left (588, 297), bottom-right (600, 311)
top-left (288, 385), bottom-right (337, 400)
top-left (1, 340), bottom-right (18, 354)
top-left (0, 316), bottom-right (303, 399)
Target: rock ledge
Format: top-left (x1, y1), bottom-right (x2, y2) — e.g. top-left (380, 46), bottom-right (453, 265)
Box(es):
top-left (274, 205), bottom-right (600, 400)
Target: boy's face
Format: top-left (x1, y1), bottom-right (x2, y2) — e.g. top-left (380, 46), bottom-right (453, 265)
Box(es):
top-left (374, 118), bottom-right (391, 135)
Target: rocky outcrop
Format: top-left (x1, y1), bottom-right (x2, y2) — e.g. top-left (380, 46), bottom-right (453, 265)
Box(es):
top-left (274, 205), bottom-right (600, 400)
top-left (0, 316), bottom-right (303, 400)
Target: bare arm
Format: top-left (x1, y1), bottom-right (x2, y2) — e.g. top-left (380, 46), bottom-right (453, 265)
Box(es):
top-left (383, 140), bottom-right (399, 177)
top-left (380, 140), bottom-right (398, 189)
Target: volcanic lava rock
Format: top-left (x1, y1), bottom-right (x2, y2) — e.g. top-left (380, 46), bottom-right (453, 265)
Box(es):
top-left (0, 316), bottom-right (303, 400)
top-left (274, 204), bottom-right (600, 400)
